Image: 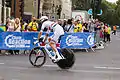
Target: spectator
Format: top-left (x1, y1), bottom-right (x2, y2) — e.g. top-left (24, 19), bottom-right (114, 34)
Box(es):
top-left (82, 22), bottom-right (88, 32)
top-left (99, 28), bottom-right (104, 41)
top-left (64, 19), bottom-right (74, 33)
top-left (28, 16), bottom-right (38, 32)
top-left (24, 23), bottom-right (29, 32)
top-left (6, 19), bottom-right (16, 55)
top-left (107, 25), bottom-right (111, 42)
top-left (103, 24), bottom-right (108, 42)
top-left (62, 19), bottom-right (67, 31)
top-left (57, 19), bottom-right (62, 26)
top-left (7, 19), bottom-right (15, 32)
top-left (89, 20), bottom-right (96, 32)
top-left (6, 17), bottom-right (11, 31)
top-left (14, 18), bottom-right (21, 32)
top-left (77, 20), bottom-right (83, 32)
top-left (112, 25), bottom-right (117, 35)
top-left (74, 20), bottom-right (80, 32)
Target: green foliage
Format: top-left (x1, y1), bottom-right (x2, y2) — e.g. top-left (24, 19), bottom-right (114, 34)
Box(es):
top-left (72, 0), bottom-right (91, 10)
top-left (72, 0), bottom-right (120, 25)
top-left (98, 0), bottom-right (119, 25)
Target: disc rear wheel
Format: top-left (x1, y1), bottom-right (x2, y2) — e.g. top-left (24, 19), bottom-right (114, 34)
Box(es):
top-left (57, 49), bottom-right (75, 69)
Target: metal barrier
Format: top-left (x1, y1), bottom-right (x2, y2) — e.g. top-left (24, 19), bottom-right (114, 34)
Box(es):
top-left (0, 32), bottom-right (95, 52)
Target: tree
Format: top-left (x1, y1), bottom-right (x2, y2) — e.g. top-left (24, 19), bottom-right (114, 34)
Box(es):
top-left (72, 0), bottom-right (90, 10)
top-left (72, 0), bottom-right (119, 25)
top-left (115, 0), bottom-right (120, 25)
top-left (98, 0), bottom-right (118, 25)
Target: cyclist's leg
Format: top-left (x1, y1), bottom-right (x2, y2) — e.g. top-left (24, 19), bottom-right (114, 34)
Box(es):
top-left (48, 34), bottom-right (63, 60)
top-left (49, 40), bottom-right (57, 52)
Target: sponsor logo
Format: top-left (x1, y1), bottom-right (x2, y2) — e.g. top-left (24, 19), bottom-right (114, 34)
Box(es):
top-left (5, 35), bottom-right (31, 48)
top-left (66, 35), bottom-right (83, 46)
top-left (87, 35), bottom-right (94, 46)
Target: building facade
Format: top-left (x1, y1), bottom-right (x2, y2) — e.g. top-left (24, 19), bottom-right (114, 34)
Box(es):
top-left (10, 0), bottom-right (72, 20)
top-left (42, 0), bottom-right (72, 19)
top-left (0, 0), bottom-right (11, 24)
top-left (24, 0), bottom-right (38, 18)
top-left (11, 0), bottom-right (23, 18)
top-left (61, 0), bottom-right (72, 19)
top-left (42, 0), bottom-right (62, 19)
top-left (24, 0), bottom-right (72, 19)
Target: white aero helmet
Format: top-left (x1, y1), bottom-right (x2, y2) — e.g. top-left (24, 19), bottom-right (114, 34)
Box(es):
top-left (40, 16), bottom-right (48, 22)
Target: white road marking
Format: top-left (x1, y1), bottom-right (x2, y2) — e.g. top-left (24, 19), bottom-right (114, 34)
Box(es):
top-left (8, 67), bottom-right (28, 70)
top-left (0, 65), bottom-right (57, 70)
top-left (12, 79), bottom-right (19, 80)
top-left (0, 63), bottom-right (4, 64)
top-left (69, 69), bottom-right (120, 74)
top-left (94, 66), bottom-right (120, 70)
top-left (43, 65), bottom-right (58, 67)
top-left (39, 65), bottom-right (120, 74)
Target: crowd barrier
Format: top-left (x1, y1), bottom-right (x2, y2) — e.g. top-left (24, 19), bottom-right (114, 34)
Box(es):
top-left (0, 32), bottom-right (95, 51)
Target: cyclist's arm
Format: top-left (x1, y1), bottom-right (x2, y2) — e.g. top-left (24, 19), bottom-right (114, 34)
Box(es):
top-left (38, 31), bottom-right (42, 40)
top-left (38, 22), bottom-right (47, 40)
top-left (42, 26), bottom-right (51, 42)
top-left (43, 33), bottom-right (49, 42)
top-left (38, 31), bottom-right (49, 42)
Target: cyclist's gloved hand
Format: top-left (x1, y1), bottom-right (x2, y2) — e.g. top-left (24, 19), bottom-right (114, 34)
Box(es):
top-left (33, 37), bottom-right (44, 45)
top-left (39, 37), bottom-right (44, 42)
top-left (33, 40), bottom-right (39, 45)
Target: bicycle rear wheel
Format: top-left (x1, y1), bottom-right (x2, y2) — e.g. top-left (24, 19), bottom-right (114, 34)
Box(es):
top-left (57, 49), bottom-right (75, 69)
top-left (29, 47), bottom-right (46, 67)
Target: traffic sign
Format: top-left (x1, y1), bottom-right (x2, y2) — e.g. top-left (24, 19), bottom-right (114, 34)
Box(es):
top-left (88, 9), bottom-right (103, 15)
top-left (88, 9), bottom-right (93, 15)
top-left (97, 9), bottom-right (103, 15)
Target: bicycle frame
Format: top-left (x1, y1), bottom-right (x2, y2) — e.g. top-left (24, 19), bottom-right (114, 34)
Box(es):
top-left (33, 40), bottom-right (62, 59)
top-left (30, 36), bottom-right (75, 69)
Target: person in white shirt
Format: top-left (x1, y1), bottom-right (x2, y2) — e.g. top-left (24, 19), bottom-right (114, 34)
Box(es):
top-left (7, 19), bottom-right (15, 32)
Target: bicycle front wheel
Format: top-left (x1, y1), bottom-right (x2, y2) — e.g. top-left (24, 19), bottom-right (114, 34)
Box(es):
top-left (29, 47), bottom-right (46, 67)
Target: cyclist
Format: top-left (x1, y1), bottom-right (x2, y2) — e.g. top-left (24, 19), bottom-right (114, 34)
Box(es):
top-left (38, 16), bottom-right (64, 62)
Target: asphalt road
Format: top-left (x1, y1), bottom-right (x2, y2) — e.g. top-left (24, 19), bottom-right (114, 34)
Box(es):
top-left (0, 33), bottom-right (120, 80)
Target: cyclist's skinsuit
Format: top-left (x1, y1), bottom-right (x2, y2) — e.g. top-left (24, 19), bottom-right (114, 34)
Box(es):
top-left (40, 21), bottom-right (64, 43)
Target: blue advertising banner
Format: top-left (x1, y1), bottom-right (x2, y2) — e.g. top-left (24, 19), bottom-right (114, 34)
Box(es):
top-left (0, 32), bottom-right (36, 50)
top-left (60, 32), bottom-right (95, 49)
top-left (0, 32), bottom-right (53, 50)
top-left (0, 32), bottom-right (94, 50)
